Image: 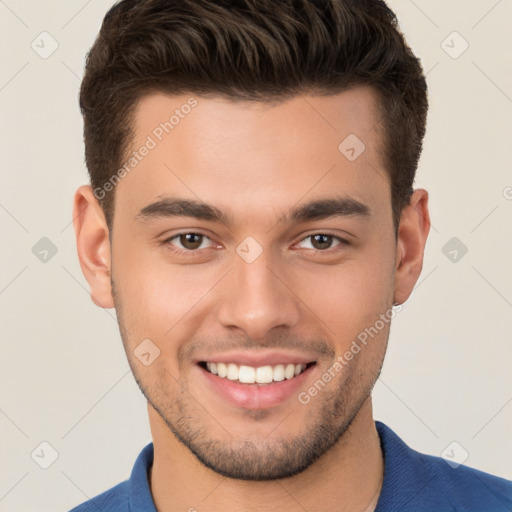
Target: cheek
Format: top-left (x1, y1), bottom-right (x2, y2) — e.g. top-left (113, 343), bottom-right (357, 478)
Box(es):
top-left (295, 253), bottom-right (395, 341)
top-left (112, 243), bottom-right (219, 342)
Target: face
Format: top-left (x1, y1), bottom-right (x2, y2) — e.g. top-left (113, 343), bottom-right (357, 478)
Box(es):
top-left (75, 87), bottom-right (428, 480)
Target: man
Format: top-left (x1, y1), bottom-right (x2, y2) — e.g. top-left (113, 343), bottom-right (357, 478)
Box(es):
top-left (70, 0), bottom-right (512, 510)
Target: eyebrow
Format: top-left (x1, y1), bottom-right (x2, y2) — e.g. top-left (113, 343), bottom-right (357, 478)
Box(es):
top-left (135, 196), bottom-right (370, 225)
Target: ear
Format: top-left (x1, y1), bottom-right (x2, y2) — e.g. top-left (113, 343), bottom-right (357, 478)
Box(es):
top-left (72, 185), bottom-right (114, 308)
top-left (393, 189), bottom-right (430, 305)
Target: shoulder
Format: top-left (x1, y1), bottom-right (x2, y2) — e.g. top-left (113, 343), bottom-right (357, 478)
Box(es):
top-left (376, 421), bottom-right (512, 512)
top-left (414, 450), bottom-right (512, 511)
top-left (68, 480), bottom-right (129, 511)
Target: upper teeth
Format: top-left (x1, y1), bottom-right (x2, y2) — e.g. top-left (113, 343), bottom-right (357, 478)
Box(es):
top-left (206, 362), bottom-right (307, 384)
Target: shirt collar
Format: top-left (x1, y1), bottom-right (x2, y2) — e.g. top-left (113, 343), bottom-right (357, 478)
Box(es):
top-left (129, 442), bottom-right (157, 511)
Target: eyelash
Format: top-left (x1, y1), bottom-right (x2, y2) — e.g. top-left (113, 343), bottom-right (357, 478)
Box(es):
top-left (162, 232), bottom-right (350, 257)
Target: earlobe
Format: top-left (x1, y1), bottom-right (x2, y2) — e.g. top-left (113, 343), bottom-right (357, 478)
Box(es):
top-left (72, 185), bottom-right (115, 309)
top-left (393, 189), bottom-right (430, 305)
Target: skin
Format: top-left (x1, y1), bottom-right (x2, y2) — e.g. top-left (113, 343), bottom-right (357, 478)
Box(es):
top-left (73, 86), bottom-right (430, 512)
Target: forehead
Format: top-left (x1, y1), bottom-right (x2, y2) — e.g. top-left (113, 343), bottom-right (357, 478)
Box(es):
top-left (131, 87), bottom-right (383, 150)
top-left (114, 87), bottom-right (390, 228)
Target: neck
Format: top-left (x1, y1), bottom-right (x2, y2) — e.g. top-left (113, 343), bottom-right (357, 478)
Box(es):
top-left (148, 398), bottom-right (383, 512)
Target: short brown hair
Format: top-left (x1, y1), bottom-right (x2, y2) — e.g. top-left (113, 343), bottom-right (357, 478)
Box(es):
top-left (80, 0), bottom-right (428, 231)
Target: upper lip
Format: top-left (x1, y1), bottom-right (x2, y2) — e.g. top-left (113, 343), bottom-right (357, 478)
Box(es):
top-left (195, 350), bottom-right (317, 367)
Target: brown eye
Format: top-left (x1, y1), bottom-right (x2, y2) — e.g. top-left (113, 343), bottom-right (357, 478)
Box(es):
top-left (178, 233), bottom-right (204, 250)
top-left (163, 231), bottom-right (216, 258)
top-left (310, 234), bottom-right (333, 250)
top-left (296, 234), bottom-right (347, 251)
top-left (165, 232), bottom-right (211, 252)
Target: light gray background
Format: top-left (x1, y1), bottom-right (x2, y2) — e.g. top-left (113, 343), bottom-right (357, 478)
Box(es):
top-left (0, 1), bottom-right (511, 511)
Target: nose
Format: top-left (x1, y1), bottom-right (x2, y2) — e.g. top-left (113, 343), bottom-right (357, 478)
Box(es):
top-left (216, 250), bottom-right (301, 340)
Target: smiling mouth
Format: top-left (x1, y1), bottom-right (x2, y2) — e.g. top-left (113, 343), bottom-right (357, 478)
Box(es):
top-left (198, 361), bottom-right (316, 385)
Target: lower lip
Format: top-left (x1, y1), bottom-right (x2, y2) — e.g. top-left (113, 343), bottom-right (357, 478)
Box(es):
top-left (198, 364), bottom-right (315, 409)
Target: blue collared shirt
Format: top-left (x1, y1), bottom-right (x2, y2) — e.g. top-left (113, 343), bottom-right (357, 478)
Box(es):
top-left (69, 421), bottom-right (512, 511)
